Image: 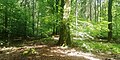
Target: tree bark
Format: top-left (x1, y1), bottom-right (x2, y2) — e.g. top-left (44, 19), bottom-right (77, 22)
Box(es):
top-left (4, 6), bottom-right (8, 39)
top-left (32, 0), bottom-right (35, 36)
top-left (97, 0), bottom-right (99, 22)
top-left (94, 0), bottom-right (97, 22)
top-left (57, 0), bottom-right (71, 46)
top-left (100, 0), bottom-right (102, 22)
top-left (108, 0), bottom-right (113, 41)
top-left (75, 0), bottom-right (78, 37)
top-left (52, 0), bottom-right (59, 35)
top-left (89, 0), bottom-right (92, 21)
top-left (4, 0), bottom-right (8, 39)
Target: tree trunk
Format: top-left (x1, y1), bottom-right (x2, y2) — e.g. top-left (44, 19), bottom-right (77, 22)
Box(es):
top-left (32, 0), bottom-right (35, 36)
top-left (24, 0), bottom-right (27, 38)
top-left (89, 0), bottom-right (92, 21)
top-left (4, 6), bottom-right (8, 39)
top-left (37, 11), bottom-right (40, 36)
top-left (52, 0), bottom-right (59, 35)
top-left (75, 0), bottom-right (78, 37)
top-left (97, 0), bottom-right (99, 22)
top-left (100, 0), bottom-right (102, 22)
top-left (94, 0), bottom-right (97, 22)
top-left (57, 0), bottom-right (71, 46)
top-left (108, 0), bottom-right (113, 41)
top-left (55, 0), bottom-right (59, 35)
top-left (4, 0), bottom-right (8, 40)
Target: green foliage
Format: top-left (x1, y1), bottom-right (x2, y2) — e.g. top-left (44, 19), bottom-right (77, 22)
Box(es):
top-left (71, 20), bottom-right (109, 38)
top-left (72, 40), bottom-right (120, 54)
top-left (91, 21), bottom-right (109, 37)
top-left (22, 48), bottom-right (37, 56)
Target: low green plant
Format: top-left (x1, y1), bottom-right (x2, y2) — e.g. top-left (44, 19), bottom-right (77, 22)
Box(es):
top-left (22, 48), bottom-right (37, 56)
top-left (72, 40), bottom-right (120, 54)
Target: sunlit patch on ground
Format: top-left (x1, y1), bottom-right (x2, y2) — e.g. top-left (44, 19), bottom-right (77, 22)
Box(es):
top-left (0, 44), bottom-right (103, 60)
top-left (50, 47), bottom-right (101, 60)
top-left (0, 40), bottom-right (118, 60)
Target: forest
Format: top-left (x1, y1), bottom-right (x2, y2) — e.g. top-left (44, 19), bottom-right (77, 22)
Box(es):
top-left (0, 0), bottom-right (120, 60)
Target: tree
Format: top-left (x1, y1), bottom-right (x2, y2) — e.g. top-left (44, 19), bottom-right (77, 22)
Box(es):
top-left (108, 0), bottom-right (113, 41)
top-left (75, 0), bottom-right (78, 37)
top-left (89, 0), bottom-right (92, 21)
top-left (94, 0), bottom-right (97, 22)
top-left (4, 0), bottom-right (8, 39)
top-left (52, 0), bottom-right (59, 35)
top-left (57, 0), bottom-right (71, 46)
top-left (32, 0), bottom-right (35, 36)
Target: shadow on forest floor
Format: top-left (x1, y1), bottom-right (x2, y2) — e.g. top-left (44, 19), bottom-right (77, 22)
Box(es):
top-left (0, 38), bottom-right (119, 60)
top-left (0, 45), bottom-right (104, 60)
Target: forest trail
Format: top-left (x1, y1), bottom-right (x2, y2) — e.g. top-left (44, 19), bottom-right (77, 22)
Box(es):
top-left (0, 44), bottom-right (116, 60)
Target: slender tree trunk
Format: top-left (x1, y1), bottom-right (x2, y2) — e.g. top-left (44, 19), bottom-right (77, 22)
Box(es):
top-left (108, 0), bottom-right (113, 41)
top-left (75, 0), bottom-right (78, 37)
top-left (97, 0), bottom-right (99, 21)
top-left (37, 11), bottom-right (39, 36)
top-left (32, 0), bottom-right (35, 36)
top-left (57, 0), bottom-right (64, 46)
top-left (52, 0), bottom-right (59, 35)
top-left (57, 0), bottom-right (71, 46)
top-left (114, 0), bottom-right (118, 38)
top-left (89, 0), bottom-right (92, 21)
top-left (4, 6), bottom-right (8, 39)
top-left (95, 0), bottom-right (97, 22)
top-left (55, 0), bottom-right (59, 35)
top-left (24, 0), bottom-right (27, 38)
top-left (100, 0), bottom-right (102, 22)
top-left (4, 0), bottom-right (8, 40)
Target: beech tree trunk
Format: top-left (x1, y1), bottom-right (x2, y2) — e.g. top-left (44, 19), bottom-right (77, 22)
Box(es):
top-left (57, 0), bottom-right (71, 46)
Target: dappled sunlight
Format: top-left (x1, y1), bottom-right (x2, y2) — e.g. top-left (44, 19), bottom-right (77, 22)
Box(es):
top-left (50, 47), bottom-right (100, 60)
top-left (0, 41), bottom-right (118, 60)
top-left (67, 51), bottom-right (100, 60)
top-left (0, 0), bottom-right (119, 60)
top-left (0, 45), bottom-right (47, 51)
top-left (52, 35), bottom-right (59, 40)
top-left (0, 44), bottom-right (103, 60)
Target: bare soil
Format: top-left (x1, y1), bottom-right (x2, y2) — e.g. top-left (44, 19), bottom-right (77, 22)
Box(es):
top-left (0, 40), bottom-right (119, 60)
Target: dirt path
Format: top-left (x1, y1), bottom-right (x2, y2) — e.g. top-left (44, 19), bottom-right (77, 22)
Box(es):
top-left (0, 44), bottom-right (116, 60)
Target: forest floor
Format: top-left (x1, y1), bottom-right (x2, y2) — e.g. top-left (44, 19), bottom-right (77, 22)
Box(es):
top-left (0, 38), bottom-right (119, 60)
